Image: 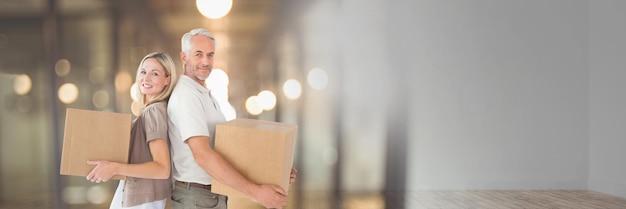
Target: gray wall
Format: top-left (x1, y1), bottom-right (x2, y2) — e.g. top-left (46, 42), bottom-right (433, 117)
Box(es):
top-left (589, 1), bottom-right (626, 198)
top-left (400, 0), bottom-right (589, 190)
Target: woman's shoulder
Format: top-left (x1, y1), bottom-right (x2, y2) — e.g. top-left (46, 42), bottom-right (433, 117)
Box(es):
top-left (143, 101), bottom-right (167, 116)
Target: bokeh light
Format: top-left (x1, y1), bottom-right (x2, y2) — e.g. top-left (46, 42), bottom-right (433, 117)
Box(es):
top-left (307, 67), bottom-right (328, 90)
top-left (130, 83), bottom-right (139, 101)
top-left (89, 67), bottom-right (106, 84)
top-left (257, 90), bottom-right (277, 111)
top-left (245, 96), bottom-right (263, 116)
top-left (131, 100), bottom-right (141, 116)
top-left (86, 185), bottom-right (109, 204)
top-left (92, 90), bottom-right (110, 109)
top-left (283, 79), bottom-right (302, 100)
top-left (206, 68), bottom-right (229, 89)
top-left (323, 147), bottom-right (338, 166)
top-left (55, 58), bottom-right (71, 77)
top-left (196, 0), bottom-right (232, 19)
top-left (115, 71), bottom-right (133, 93)
top-left (58, 83), bottom-right (79, 104)
top-left (62, 186), bottom-right (87, 204)
top-left (221, 102), bottom-right (237, 121)
top-left (206, 68), bottom-right (236, 119)
top-left (13, 74), bottom-right (32, 95)
top-left (206, 68), bottom-right (229, 102)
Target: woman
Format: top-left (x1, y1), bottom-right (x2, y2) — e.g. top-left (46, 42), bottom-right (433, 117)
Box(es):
top-left (86, 52), bottom-right (178, 209)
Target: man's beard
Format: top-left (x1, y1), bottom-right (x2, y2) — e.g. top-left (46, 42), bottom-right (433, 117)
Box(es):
top-left (186, 64), bottom-right (210, 81)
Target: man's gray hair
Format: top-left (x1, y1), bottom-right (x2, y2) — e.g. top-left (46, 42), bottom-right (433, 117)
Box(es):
top-left (181, 28), bottom-right (216, 55)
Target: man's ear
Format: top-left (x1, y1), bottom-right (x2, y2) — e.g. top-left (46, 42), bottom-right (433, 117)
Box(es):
top-left (180, 51), bottom-right (187, 65)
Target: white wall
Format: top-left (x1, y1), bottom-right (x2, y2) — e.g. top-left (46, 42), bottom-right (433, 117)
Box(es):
top-left (292, 0), bottom-right (626, 198)
top-left (397, 0), bottom-right (590, 190)
top-left (589, 1), bottom-right (626, 198)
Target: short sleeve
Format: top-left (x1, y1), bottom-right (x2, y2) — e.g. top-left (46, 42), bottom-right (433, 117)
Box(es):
top-left (142, 102), bottom-right (168, 142)
top-left (171, 92), bottom-right (211, 142)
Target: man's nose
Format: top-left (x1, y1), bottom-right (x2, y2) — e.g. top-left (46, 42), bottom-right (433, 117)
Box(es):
top-left (201, 56), bottom-right (211, 65)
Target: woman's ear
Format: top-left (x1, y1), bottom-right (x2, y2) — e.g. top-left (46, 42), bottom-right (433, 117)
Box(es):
top-left (165, 76), bottom-right (171, 86)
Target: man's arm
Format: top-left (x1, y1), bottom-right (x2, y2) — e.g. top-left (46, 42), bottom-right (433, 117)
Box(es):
top-left (186, 136), bottom-right (288, 208)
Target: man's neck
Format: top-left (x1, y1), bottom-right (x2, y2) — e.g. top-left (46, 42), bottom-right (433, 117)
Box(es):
top-left (184, 74), bottom-right (206, 87)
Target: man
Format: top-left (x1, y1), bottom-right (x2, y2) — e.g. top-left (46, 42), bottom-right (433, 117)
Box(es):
top-left (167, 28), bottom-right (291, 209)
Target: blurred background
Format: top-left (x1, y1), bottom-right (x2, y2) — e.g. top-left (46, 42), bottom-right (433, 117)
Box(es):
top-left (1, 0), bottom-right (626, 208)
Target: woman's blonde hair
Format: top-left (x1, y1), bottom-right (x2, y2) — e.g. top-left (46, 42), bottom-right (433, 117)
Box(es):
top-left (132, 52), bottom-right (178, 109)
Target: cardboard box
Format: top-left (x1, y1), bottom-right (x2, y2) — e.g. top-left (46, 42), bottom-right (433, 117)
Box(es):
top-left (60, 108), bottom-right (131, 180)
top-left (212, 118), bottom-right (297, 209)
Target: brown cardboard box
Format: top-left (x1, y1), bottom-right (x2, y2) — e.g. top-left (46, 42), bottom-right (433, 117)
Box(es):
top-left (60, 108), bottom-right (131, 180)
top-left (212, 118), bottom-right (297, 209)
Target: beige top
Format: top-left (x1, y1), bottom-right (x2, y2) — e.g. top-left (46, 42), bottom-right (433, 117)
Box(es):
top-left (122, 101), bottom-right (172, 207)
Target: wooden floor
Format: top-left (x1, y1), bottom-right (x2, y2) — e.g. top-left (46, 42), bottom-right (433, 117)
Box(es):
top-left (338, 190), bottom-right (626, 209)
top-left (2, 190), bottom-right (626, 209)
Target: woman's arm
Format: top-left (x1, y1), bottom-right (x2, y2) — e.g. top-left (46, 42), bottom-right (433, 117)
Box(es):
top-left (86, 138), bottom-right (170, 182)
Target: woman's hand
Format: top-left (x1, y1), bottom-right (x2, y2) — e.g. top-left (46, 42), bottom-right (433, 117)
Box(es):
top-left (86, 160), bottom-right (118, 183)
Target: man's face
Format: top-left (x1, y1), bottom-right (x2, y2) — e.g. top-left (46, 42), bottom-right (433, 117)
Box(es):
top-left (182, 35), bottom-right (215, 84)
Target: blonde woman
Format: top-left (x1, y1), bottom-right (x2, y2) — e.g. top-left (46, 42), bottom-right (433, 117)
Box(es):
top-left (86, 52), bottom-right (178, 209)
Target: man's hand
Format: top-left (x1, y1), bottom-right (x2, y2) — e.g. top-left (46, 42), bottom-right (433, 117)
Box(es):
top-left (289, 167), bottom-right (298, 185)
top-left (253, 184), bottom-right (288, 209)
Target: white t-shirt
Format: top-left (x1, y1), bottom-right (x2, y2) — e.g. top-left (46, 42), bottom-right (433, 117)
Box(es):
top-left (167, 75), bottom-right (226, 185)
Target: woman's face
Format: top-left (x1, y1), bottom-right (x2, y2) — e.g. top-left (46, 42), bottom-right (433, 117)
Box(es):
top-left (138, 58), bottom-right (171, 101)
